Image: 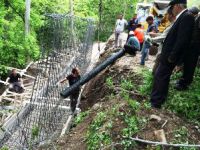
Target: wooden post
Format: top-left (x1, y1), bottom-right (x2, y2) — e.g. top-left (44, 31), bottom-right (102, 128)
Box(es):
top-left (25, 0), bottom-right (31, 36)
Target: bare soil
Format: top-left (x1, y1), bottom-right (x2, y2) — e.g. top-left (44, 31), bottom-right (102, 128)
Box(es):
top-left (52, 39), bottom-right (200, 150)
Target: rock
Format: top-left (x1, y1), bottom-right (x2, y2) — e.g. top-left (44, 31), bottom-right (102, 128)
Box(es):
top-left (92, 103), bottom-right (102, 110)
top-left (58, 139), bottom-right (66, 146)
top-left (150, 114), bottom-right (162, 122)
top-left (154, 129), bottom-right (167, 143)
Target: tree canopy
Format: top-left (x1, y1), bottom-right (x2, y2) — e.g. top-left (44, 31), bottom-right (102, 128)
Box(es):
top-left (0, 0), bottom-right (138, 78)
top-left (2, 0), bottom-right (199, 77)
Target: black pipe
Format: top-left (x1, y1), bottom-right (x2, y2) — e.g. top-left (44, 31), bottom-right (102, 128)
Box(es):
top-left (60, 46), bottom-right (136, 98)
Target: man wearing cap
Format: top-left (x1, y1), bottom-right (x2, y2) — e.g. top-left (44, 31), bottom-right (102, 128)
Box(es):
top-left (127, 31), bottom-right (140, 51)
top-left (150, 0), bottom-right (195, 108)
top-left (175, 6), bottom-right (200, 90)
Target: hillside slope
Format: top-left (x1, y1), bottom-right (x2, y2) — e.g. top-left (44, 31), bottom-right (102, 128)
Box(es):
top-left (50, 39), bottom-right (200, 150)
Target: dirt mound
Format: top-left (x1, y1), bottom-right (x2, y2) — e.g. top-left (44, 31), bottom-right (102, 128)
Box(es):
top-left (53, 42), bottom-right (200, 150)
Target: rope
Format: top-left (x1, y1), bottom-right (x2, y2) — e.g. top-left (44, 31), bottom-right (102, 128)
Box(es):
top-left (129, 137), bottom-right (200, 148)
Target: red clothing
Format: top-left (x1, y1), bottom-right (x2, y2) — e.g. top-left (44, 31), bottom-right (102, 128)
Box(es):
top-left (134, 28), bottom-right (144, 43)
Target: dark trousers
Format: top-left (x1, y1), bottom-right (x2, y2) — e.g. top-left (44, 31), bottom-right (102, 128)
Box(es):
top-left (182, 44), bottom-right (200, 85)
top-left (152, 53), bottom-right (161, 75)
top-left (150, 62), bottom-right (175, 107)
top-left (140, 42), bottom-right (143, 51)
top-left (70, 92), bottom-right (79, 113)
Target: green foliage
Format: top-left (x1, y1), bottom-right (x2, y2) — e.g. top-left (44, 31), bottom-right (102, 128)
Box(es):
top-left (121, 79), bottom-right (134, 91)
top-left (0, 65), bottom-right (9, 79)
top-left (155, 145), bottom-right (162, 150)
top-left (166, 69), bottom-right (200, 124)
top-left (173, 126), bottom-right (188, 143)
top-left (74, 110), bottom-right (90, 125)
top-left (0, 146), bottom-right (9, 150)
top-left (74, 0), bottom-right (138, 41)
top-left (138, 69), bottom-right (153, 96)
top-left (188, 0), bottom-right (200, 7)
top-left (0, 0), bottom-right (69, 78)
top-left (120, 90), bottom-right (140, 111)
top-left (119, 77), bottom-right (141, 111)
top-left (138, 67), bottom-right (200, 125)
top-left (106, 76), bottom-right (114, 89)
top-left (86, 112), bottom-right (111, 150)
top-left (121, 115), bottom-right (138, 149)
top-left (29, 125), bottom-right (39, 149)
top-left (31, 126), bottom-right (39, 140)
top-left (143, 101), bottom-right (151, 109)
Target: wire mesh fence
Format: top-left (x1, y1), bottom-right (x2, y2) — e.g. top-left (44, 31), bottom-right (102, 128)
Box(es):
top-left (0, 14), bottom-right (95, 149)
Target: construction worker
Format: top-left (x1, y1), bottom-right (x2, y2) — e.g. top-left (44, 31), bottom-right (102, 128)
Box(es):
top-left (6, 69), bottom-right (24, 93)
top-left (60, 68), bottom-right (81, 114)
top-left (140, 16), bottom-right (158, 65)
top-left (134, 24), bottom-right (145, 50)
top-left (127, 31), bottom-right (140, 51)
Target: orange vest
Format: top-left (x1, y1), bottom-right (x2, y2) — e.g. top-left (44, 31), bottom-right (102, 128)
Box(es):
top-left (134, 28), bottom-right (144, 44)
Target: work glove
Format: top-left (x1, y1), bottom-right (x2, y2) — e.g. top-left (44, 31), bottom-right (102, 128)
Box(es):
top-left (152, 42), bottom-right (159, 47)
top-left (145, 35), bottom-right (152, 43)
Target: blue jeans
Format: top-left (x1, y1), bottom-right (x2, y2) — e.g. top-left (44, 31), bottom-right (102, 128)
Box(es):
top-left (140, 41), bottom-right (151, 65)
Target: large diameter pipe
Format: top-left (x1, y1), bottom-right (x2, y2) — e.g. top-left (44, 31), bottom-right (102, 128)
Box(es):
top-left (60, 46), bottom-right (136, 98)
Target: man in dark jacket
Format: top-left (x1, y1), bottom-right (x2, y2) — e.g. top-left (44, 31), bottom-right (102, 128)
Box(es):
top-left (175, 7), bottom-right (200, 90)
top-left (150, 0), bottom-right (195, 108)
top-left (128, 14), bottom-right (138, 31)
top-left (6, 69), bottom-right (24, 93)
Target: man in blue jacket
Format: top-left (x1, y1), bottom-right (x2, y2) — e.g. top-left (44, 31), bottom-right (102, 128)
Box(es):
top-left (150, 0), bottom-right (195, 108)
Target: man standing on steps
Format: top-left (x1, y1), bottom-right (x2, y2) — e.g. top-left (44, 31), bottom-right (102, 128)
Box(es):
top-left (60, 68), bottom-right (81, 114)
top-left (150, 0), bottom-right (195, 108)
top-left (6, 69), bottom-right (24, 93)
top-left (114, 14), bottom-right (128, 48)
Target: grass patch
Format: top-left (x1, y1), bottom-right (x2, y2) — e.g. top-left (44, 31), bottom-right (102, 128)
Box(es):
top-left (137, 67), bottom-right (200, 125)
top-left (74, 110), bottom-right (90, 126)
top-left (138, 68), bottom-right (153, 96)
top-left (166, 69), bottom-right (200, 124)
top-left (86, 111), bottom-right (112, 150)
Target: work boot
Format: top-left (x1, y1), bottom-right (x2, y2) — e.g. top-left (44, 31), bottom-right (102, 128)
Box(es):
top-left (174, 79), bottom-right (188, 91)
top-left (174, 83), bottom-right (188, 91)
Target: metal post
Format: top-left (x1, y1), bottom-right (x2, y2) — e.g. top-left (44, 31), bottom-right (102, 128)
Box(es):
top-left (98, 0), bottom-right (102, 52)
top-left (69, 0), bottom-right (76, 50)
top-left (69, 0), bottom-right (74, 16)
top-left (25, 0), bottom-right (31, 36)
